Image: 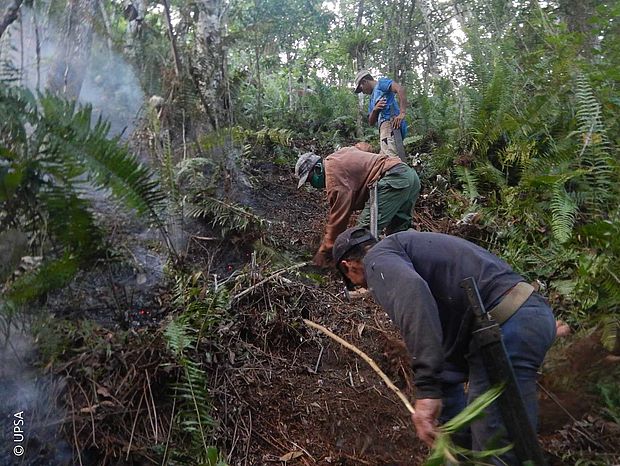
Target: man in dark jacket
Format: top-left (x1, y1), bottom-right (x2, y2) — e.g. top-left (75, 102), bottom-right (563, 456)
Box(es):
top-left (332, 226), bottom-right (556, 464)
top-left (295, 146), bottom-right (420, 267)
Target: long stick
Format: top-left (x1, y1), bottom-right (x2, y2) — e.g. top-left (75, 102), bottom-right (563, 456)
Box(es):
top-left (232, 262), bottom-right (307, 302)
top-left (303, 318), bottom-right (415, 415)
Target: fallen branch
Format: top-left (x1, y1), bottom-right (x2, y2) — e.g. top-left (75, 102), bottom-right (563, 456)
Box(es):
top-left (232, 261), bottom-right (307, 302)
top-left (303, 318), bottom-right (415, 415)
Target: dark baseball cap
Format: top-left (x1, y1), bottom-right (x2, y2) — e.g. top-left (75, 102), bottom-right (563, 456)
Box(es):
top-left (333, 226), bottom-right (376, 264)
top-left (333, 227), bottom-right (376, 289)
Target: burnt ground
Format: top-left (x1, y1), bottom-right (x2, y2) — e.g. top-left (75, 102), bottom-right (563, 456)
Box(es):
top-left (195, 158), bottom-right (620, 465)
top-left (10, 146), bottom-right (618, 465)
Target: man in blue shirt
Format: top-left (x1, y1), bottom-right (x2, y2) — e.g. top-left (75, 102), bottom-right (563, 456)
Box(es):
top-left (354, 70), bottom-right (408, 158)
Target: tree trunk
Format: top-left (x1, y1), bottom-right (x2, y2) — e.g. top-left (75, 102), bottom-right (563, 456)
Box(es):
top-left (255, 43), bottom-right (262, 122)
top-left (46, 0), bottom-right (98, 100)
top-left (558, 0), bottom-right (598, 55)
top-left (98, 1), bottom-right (114, 55)
top-left (124, 0), bottom-right (146, 59)
top-left (418, 0), bottom-right (439, 89)
top-left (162, 0), bottom-right (182, 77)
top-left (355, 0), bottom-right (365, 138)
top-left (0, 0), bottom-right (24, 39)
top-left (192, 0), bottom-right (229, 130)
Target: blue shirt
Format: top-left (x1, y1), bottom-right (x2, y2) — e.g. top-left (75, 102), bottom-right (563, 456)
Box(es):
top-left (368, 77), bottom-right (408, 138)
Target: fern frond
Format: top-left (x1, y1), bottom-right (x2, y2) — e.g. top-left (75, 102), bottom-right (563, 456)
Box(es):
top-left (473, 161), bottom-right (507, 188)
top-left (175, 158), bottom-right (215, 185)
top-left (498, 140), bottom-right (536, 169)
top-left (37, 93), bottom-right (166, 221)
top-left (186, 195), bottom-right (265, 236)
top-left (572, 73), bottom-right (617, 208)
top-left (165, 319), bottom-right (195, 357)
top-left (455, 166), bottom-right (480, 201)
top-left (5, 254), bottom-right (79, 306)
top-left (164, 317), bottom-right (214, 459)
top-left (600, 314), bottom-right (620, 353)
top-left (550, 183), bottom-right (577, 243)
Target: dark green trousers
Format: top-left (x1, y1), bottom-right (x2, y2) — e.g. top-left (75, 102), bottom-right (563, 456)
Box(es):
top-left (357, 164), bottom-right (420, 234)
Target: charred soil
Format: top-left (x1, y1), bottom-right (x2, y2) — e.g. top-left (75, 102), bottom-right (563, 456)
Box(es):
top-left (35, 149), bottom-right (619, 466)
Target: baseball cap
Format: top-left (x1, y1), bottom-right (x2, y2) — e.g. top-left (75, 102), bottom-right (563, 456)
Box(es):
top-left (295, 152), bottom-right (321, 188)
top-left (333, 226), bottom-right (376, 264)
top-left (333, 226), bottom-right (377, 290)
top-left (354, 69), bottom-right (372, 93)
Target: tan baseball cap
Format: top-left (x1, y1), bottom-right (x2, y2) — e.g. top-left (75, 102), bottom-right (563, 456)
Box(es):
top-left (354, 69), bottom-right (372, 93)
top-left (295, 152), bottom-right (321, 188)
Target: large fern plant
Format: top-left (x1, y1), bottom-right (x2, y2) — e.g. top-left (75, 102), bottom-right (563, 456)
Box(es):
top-left (0, 86), bottom-right (165, 304)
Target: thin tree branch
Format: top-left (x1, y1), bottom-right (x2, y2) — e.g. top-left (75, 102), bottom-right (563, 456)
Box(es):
top-left (303, 318), bottom-right (416, 415)
top-left (232, 262), bottom-right (308, 302)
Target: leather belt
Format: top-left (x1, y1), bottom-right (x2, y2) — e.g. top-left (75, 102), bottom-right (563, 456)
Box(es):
top-left (488, 282), bottom-right (535, 325)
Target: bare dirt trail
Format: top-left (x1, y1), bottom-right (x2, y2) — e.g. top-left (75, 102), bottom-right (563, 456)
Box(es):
top-left (210, 156), bottom-right (619, 466)
top-left (14, 143), bottom-right (616, 466)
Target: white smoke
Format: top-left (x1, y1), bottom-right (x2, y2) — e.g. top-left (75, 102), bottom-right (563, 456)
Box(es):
top-left (4, 5), bottom-right (145, 136)
top-left (0, 321), bottom-right (72, 465)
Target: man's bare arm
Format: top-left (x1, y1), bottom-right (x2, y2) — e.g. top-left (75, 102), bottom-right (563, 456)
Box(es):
top-left (368, 97), bottom-right (386, 126)
top-left (390, 82), bottom-right (408, 129)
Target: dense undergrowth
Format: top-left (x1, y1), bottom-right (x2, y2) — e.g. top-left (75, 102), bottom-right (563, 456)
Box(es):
top-left (1, 1), bottom-right (619, 465)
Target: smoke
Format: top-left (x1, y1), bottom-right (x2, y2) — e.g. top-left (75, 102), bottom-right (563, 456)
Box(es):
top-left (5, 5), bottom-right (145, 136)
top-left (0, 321), bottom-right (73, 465)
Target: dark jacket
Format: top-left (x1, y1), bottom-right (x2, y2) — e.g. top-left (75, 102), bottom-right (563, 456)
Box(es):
top-left (363, 230), bottom-right (525, 399)
top-left (318, 147), bottom-right (402, 254)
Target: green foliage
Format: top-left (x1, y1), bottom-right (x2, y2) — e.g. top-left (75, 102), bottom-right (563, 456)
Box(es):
top-left (454, 166), bottom-right (480, 202)
top-left (550, 183), bottom-right (577, 243)
top-left (164, 273), bottom-right (232, 465)
top-left (0, 85), bottom-right (165, 305)
top-left (419, 7), bottom-right (620, 330)
top-left (5, 254), bottom-right (79, 306)
top-left (425, 385), bottom-right (511, 465)
top-left (186, 194), bottom-right (265, 237)
top-left (597, 378), bottom-right (620, 425)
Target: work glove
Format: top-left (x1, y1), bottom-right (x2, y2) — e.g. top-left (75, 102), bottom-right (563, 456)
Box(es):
top-left (312, 248), bottom-right (333, 269)
top-left (412, 398), bottom-right (442, 447)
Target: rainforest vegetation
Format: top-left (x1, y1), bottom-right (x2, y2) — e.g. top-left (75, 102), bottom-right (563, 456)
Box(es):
top-left (0, 0), bottom-right (619, 465)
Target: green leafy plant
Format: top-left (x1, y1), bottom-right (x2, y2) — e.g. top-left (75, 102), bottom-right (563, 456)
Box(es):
top-left (597, 378), bottom-right (620, 425)
top-left (0, 85), bottom-right (165, 306)
top-left (425, 385), bottom-right (511, 466)
top-left (186, 194), bottom-right (265, 237)
top-left (163, 274), bottom-right (232, 465)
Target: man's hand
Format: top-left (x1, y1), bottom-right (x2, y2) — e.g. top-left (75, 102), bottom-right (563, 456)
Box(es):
top-left (372, 97), bottom-right (387, 113)
top-left (312, 249), bottom-right (333, 268)
top-left (412, 398), bottom-right (442, 447)
top-left (392, 112), bottom-right (406, 129)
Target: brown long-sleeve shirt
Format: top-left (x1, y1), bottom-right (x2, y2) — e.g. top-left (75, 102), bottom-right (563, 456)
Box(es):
top-left (318, 147), bottom-right (402, 254)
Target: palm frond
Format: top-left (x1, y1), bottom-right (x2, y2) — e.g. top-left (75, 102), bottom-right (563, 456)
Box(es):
top-left (37, 93), bottom-right (166, 221)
